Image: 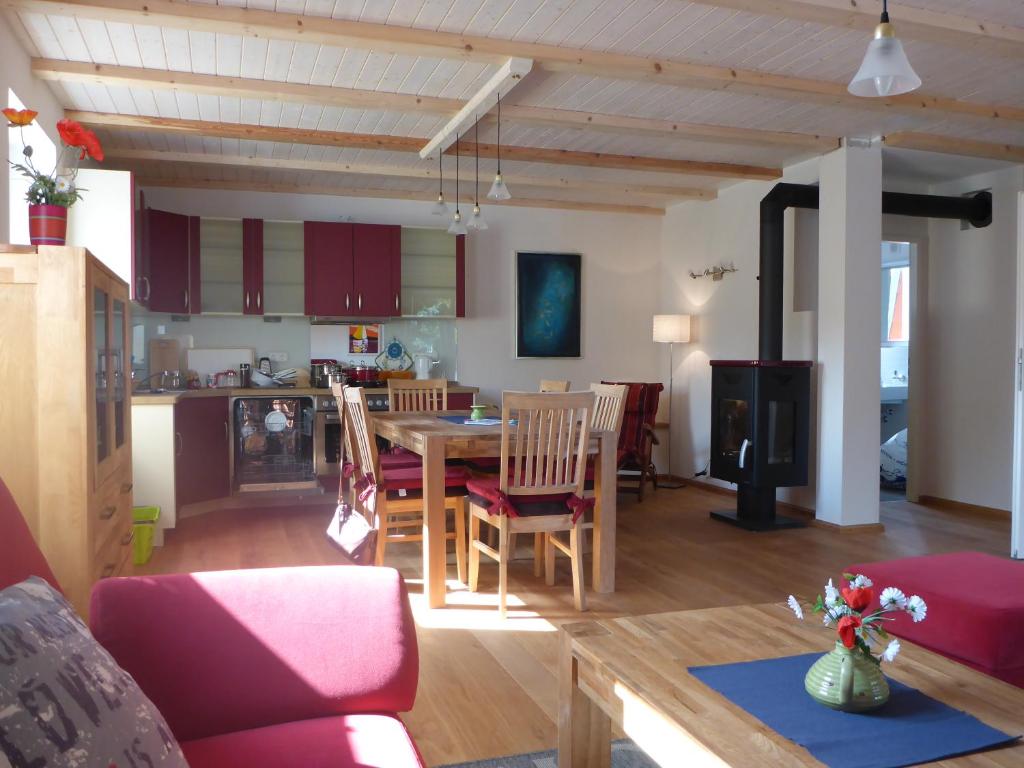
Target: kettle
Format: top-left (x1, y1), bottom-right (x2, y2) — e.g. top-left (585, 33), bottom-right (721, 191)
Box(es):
top-left (413, 354), bottom-right (439, 380)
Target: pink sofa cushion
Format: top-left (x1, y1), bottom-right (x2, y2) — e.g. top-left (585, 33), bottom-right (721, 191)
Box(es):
top-left (91, 566), bottom-right (419, 742)
top-left (849, 552), bottom-right (1024, 685)
top-left (0, 477), bottom-right (59, 592)
top-left (181, 713), bottom-right (425, 768)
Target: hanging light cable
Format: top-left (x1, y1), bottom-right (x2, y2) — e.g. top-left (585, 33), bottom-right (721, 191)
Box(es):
top-left (469, 115), bottom-right (488, 230)
top-left (448, 131), bottom-right (468, 235)
top-left (430, 150), bottom-right (449, 215)
top-left (487, 92), bottom-right (511, 201)
top-left (848, 0), bottom-right (921, 97)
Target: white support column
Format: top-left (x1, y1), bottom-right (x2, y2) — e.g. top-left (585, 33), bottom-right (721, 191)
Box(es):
top-left (815, 144), bottom-right (882, 526)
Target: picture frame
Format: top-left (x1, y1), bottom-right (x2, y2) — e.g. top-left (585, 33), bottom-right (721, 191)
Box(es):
top-left (515, 251), bottom-right (582, 358)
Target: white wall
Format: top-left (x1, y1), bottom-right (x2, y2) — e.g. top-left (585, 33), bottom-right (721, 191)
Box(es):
top-left (921, 166), bottom-right (1024, 510)
top-left (141, 187), bottom-right (662, 401)
top-left (1, 15), bottom-right (63, 243)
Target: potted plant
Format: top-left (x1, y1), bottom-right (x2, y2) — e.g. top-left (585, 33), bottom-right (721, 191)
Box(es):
top-left (787, 573), bottom-right (927, 712)
top-left (4, 108), bottom-right (104, 246)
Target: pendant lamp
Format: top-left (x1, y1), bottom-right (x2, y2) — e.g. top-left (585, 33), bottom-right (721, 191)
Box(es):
top-left (848, 0), bottom-right (921, 97)
top-left (487, 92), bottom-right (511, 201)
top-left (448, 132), bottom-right (468, 236)
top-left (469, 116), bottom-right (488, 230)
top-left (430, 151), bottom-right (449, 216)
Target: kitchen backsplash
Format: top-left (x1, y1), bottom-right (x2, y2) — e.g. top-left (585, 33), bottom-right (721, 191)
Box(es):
top-left (133, 311), bottom-right (459, 381)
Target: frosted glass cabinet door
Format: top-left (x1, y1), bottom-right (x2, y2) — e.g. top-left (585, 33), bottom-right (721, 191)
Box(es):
top-left (263, 221), bottom-right (305, 315)
top-left (200, 218), bottom-right (244, 314)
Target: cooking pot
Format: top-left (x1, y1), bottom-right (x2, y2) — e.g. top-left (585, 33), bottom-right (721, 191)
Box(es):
top-left (350, 364), bottom-right (377, 383)
top-left (310, 361), bottom-right (340, 389)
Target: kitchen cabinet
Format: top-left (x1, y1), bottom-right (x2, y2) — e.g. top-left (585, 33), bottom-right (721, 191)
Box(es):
top-left (200, 218), bottom-right (244, 314)
top-left (144, 207), bottom-right (200, 314)
top-left (262, 221), bottom-right (305, 315)
top-left (0, 245), bottom-right (134, 617)
top-left (242, 218), bottom-right (264, 315)
top-left (304, 221), bottom-right (401, 317)
top-left (175, 396), bottom-right (231, 509)
top-left (400, 228), bottom-right (466, 317)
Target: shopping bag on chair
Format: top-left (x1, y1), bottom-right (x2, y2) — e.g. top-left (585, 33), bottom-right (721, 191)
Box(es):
top-left (326, 502), bottom-right (377, 565)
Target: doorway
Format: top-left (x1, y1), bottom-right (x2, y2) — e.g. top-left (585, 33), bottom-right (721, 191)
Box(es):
top-left (880, 241), bottom-right (912, 502)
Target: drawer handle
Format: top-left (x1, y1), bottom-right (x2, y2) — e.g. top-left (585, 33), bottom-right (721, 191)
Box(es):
top-left (121, 482), bottom-right (133, 494)
top-left (101, 563), bottom-right (116, 578)
top-left (99, 505), bottom-right (117, 520)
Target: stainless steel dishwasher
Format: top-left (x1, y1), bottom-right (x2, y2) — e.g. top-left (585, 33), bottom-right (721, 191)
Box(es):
top-left (231, 395), bottom-right (316, 491)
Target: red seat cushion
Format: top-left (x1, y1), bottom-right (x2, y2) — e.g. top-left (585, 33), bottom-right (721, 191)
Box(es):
top-left (181, 714), bottom-right (425, 768)
top-left (380, 452), bottom-right (422, 469)
top-left (465, 475), bottom-right (571, 517)
top-left (380, 465), bottom-right (468, 492)
top-left (848, 552), bottom-right (1024, 687)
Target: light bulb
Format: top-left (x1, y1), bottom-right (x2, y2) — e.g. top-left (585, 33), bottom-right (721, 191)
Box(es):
top-left (430, 194), bottom-right (450, 216)
top-left (487, 172), bottom-right (511, 201)
top-left (447, 210), bottom-right (468, 235)
top-left (468, 203), bottom-right (488, 230)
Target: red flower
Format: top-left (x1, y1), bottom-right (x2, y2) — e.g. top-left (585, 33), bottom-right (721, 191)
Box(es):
top-left (841, 586), bottom-right (873, 612)
top-left (80, 128), bottom-right (104, 162)
top-left (837, 614), bottom-right (862, 649)
top-left (57, 118), bottom-right (87, 148)
top-left (3, 108), bottom-right (37, 127)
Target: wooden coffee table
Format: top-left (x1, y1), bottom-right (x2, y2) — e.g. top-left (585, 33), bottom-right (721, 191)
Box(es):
top-left (559, 604), bottom-right (1024, 767)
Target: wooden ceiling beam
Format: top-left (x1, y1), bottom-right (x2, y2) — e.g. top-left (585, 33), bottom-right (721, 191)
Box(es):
top-left (35, 58), bottom-right (837, 151)
top-left (697, 0), bottom-right (1024, 59)
top-left (11, 0), bottom-right (1024, 124)
top-left (69, 111), bottom-right (779, 180)
top-left (883, 132), bottom-right (1024, 163)
top-left (132, 176), bottom-right (666, 216)
top-left (104, 147), bottom-right (717, 200)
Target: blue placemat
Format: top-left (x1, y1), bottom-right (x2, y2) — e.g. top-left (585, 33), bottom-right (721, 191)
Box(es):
top-left (438, 415), bottom-right (516, 426)
top-left (688, 653), bottom-right (1019, 768)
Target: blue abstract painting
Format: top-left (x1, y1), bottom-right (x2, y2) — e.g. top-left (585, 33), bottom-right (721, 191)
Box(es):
top-left (516, 252), bottom-right (581, 358)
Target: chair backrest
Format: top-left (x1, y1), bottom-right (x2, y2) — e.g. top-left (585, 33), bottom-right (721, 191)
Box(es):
top-left (332, 383), bottom-right (360, 503)
top-left (589, 383), bottom-right (628, 435)
top-left (601, 381), bottom-right (663, 455)
top-left (0, 476), bottom-right (60, 592)
top-left (341, 385), bottom-right (380, 483)
top-left (388, 378), bottom-right (448, 412)
top-left (500, 391), bottom-right (595, 498)
top-left (539, 379), bottom-right (570, 393)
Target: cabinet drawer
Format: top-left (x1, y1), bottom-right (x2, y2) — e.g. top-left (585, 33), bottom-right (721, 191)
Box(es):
top-left (94, 518), bottom-right (133, 582)
top-left (92, 463), bottom-right (133, 556)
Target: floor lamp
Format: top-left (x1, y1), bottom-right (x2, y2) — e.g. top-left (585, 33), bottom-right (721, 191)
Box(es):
top-left (653, 314), bottom-right (691, 489)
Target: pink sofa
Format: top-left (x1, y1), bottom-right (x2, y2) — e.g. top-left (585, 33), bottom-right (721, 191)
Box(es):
top-left (0, 477), bottom-right (425, 768)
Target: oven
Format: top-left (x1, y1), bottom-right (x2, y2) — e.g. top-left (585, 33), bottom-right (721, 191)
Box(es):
top-left (313, 389), bottom-right (390, 477)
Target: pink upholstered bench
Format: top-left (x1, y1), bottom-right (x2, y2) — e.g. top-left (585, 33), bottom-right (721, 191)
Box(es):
top-left (848, 552), bottom-right (1024, 688)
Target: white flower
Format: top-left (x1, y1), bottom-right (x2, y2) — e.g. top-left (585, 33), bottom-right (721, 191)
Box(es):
top-left (906, 595), bottom-right (928, 623)
top-left (882, 638), bottom-right (901, 662)
top-left (879, 587), bottom-right (907, 611)
top-left (823, 604), bottom-right (852, 626)
top-left (849, 574), bottom-right (873, 589)
top-left (55, 176), bottom-right (72, 193)
top-left (824, 578), bottom-right (840, 608)
top-left (787, 595), bottom-right (804, 620)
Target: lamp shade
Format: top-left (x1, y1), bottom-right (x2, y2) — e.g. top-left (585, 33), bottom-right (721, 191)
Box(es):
top-left (653, 314), bottom-right (691, 344)
top-left (848, 30), bottom-right (921, 97)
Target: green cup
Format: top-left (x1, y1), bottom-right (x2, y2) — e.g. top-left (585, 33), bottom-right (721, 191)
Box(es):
top-left (470, 404), bottom-right (488, 420)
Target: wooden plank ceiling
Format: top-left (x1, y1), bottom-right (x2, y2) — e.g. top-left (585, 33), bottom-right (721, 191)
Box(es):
top-left (6, 0), bottom-right (1024, 214)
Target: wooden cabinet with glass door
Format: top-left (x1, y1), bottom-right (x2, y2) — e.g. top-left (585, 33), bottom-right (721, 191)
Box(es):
top-left (0, 245), bottom-right (134, 616)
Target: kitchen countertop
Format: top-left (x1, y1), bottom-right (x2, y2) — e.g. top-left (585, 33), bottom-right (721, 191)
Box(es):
top-left (131, 383), bottom-right (480, 405)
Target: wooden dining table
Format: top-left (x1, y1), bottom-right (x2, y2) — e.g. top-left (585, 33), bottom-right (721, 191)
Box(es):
top-left (373, 411), bottom-right (619, 609)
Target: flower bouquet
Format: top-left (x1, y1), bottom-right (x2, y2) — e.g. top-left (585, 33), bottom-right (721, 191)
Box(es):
top-left (4, 107), bottom-right (104, 245)
top-left (787, 573), bottom-right (928, 712)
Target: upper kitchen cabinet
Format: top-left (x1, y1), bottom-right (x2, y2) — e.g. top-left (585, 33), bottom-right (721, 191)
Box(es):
top-left (353, 223), bottom-right (401, 316)
top-left (304, 221), bottom-right (400, 317)
top-left (143, 207), bottom-right (199, 314)
top-left (304, 221), bottom-right (353, 316)
top-left (262, 221), bottom-right (304, 315)
top-left (200, 218), bottom-right (244, 314)
top-left (401, 229), bottom-right (466, 318)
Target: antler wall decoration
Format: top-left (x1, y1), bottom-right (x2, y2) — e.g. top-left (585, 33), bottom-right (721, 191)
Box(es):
top-left (689, 264), bottom-right (739, 281)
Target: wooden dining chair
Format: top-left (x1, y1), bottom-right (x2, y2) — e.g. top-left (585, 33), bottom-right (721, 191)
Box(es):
top-left (388, 378), bottom-right (448, 412)
top-left (340, 385), bottom-right (468, 575)
top-left (539, 379), bottom-right (571, 393)
top-left (465, 391), bottom-right (595, 617)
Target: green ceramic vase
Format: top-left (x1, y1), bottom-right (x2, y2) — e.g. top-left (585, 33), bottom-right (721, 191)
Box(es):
top-left (804, 641), bottom-right (890, 713)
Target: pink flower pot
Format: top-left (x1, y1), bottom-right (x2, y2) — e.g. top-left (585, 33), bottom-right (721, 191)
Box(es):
top-left (28, 204), bottom-right (68, 246)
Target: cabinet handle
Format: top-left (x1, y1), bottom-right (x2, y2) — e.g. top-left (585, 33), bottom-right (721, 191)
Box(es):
top-left (175, 432), bottom-right (183, 457)
top-left (120, 482), bottom-right (133, 494)
top-left (139, 276), bottom-right (151, 301)
top-left (246, 291), bottom-right (250, 309)
top-left (101, 564), bottom-right (116, 578)
top-left (224, 421), bottom-right (229, 443)
top-left (99, 505), bottom-right (117, 520)
top-left (183, 289), bottom-right (189, 311)
top-left (345, 293), bottom-right (350, 310)
top-left (395, 293), bottom-right (399, 312)
top-left (257, 291), bottom-right (261, 310)
top-left (358, 293), bottom-right (362, 310)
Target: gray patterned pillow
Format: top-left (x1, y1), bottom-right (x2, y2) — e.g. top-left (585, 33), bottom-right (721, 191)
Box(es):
top-left (0, 577), bottom-right (189, 768)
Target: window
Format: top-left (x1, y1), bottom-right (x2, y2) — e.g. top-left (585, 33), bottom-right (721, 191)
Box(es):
top-left (7, 89), bottom-right (56, 244)
top-left (881, 242), bottom-right (911, 345)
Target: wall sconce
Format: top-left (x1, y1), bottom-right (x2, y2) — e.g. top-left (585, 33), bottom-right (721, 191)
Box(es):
top-left (689, 263), bottom-right (738, 281)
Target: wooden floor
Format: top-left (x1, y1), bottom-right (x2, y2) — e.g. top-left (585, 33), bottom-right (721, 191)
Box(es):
top-left (141, 486), bottom-right (1011, 766)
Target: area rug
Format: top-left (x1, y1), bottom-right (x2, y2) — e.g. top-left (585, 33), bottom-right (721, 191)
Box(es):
top-left (440, 739), bottom-right (656, 767)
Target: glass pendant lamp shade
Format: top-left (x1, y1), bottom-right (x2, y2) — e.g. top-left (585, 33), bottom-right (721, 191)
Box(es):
top-left (848, 3), bottom-right (921, 98)
top-left (430, 194), bottom-right (450, 216)
top-left (487, 172), bottom-right (511, 201)
top-left (469, 203), bottom-right (488, 230)
top-left (448, 209), bottom-right (468, 235)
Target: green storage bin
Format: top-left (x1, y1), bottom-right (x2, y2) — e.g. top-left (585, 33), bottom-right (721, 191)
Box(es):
top-left (132, 506), bottom-right (160, 566)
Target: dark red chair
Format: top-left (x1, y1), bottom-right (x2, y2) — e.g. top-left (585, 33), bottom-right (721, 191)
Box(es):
top-left (602, 381), bottom-right (663, 500)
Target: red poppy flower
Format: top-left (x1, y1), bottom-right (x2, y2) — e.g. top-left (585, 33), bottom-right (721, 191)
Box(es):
top-left (841, 586), bottom-right (873, 613)
top-left (3, 108), bottom-right (37, 127)
top-left (57, 118), bottom-right (87, 148)
top-left (837, 614), bottom-right (863, 649)
top-left (80, 128), bottom-right (104, 162)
